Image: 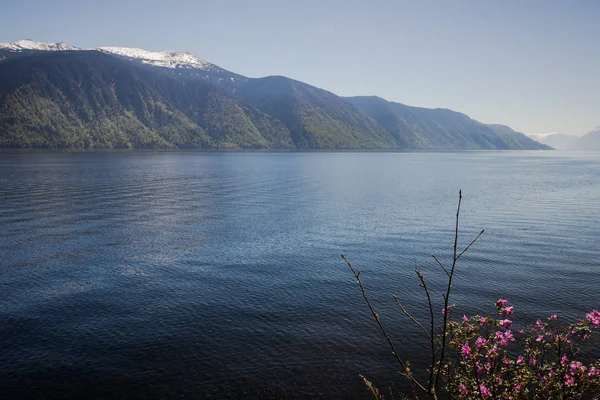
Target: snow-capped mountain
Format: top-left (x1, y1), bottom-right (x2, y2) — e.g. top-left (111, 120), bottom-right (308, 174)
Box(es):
top-left (0, 39), bottom-right (80, 52)
top-left (96, 47), bottom-right (218, 70)
top-left (0, 39), bottom-right (221, 71)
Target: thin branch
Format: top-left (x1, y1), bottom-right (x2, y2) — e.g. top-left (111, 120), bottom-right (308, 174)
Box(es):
top-left (393, 295), bottom-right (432, 342)
top-left (341, 254), bottom-right (427, 393)
top-left (455, 229), bottom-right (485, 261)
top-left (431, 254), bottom-right (450, 277)
top-left (434, 190), bottom-right (462, 391)
top-left (415, 267), bottom-right (437, 395)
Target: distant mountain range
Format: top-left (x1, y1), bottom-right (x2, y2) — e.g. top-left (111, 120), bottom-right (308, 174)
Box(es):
top-left (526, 126), bottom-right (600, 151)
top-left (0, 39), bottom-right (551, 150)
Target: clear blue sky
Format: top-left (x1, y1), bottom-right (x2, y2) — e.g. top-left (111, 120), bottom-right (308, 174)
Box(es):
top-left (1, 0), bottom-right (599, 135)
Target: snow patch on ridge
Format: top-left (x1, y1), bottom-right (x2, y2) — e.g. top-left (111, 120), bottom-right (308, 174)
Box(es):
top-left (0, 39), bottom-right (217, 71)
top-left (96, 46), bottom-right (216, 70)
top-left (0, 39), bottom-right (80, 51)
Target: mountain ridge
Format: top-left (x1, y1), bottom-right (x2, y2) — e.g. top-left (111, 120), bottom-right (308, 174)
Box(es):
top-left (0, 39), bottom-right (553, 150)
top-left (526, 126), bottom-right (600, 151)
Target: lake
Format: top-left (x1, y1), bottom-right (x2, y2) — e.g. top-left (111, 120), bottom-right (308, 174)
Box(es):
top-left (1, 151), bottom-right (599, 399)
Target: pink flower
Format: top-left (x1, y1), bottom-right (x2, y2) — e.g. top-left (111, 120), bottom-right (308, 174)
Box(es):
top-left (516, 355), bottom-right (524, 364)
top-left (570, 361), bottom-right (585, 375)
top-left (589, 367), bottom-right (598, 377)
top-left (529, 358), bottom-right (537, 366)
top-left (561, 355), bottom-right (568, 365)
top-left (480, 316), bottom-right (487, 325)
top-left (463, 315), bottom-right (469, 323)
top-left (498, 319), bottom-right (512, 329)
top-left (565, 374), bottom-right (574, 386)
top-left (442, 304), bottom-right (455, 315)
top-left (496, 299), bottom-right (509, 307)
top-left (551, 314), bottom-right (558, 320)
top-left (480, 385), bottom-right (491, 398)
top-left (496, 330), bottom-right (514, 346)
top-left (536, 319), bottom-right (544, 330)
top-left (475, 337), bottom-right (487, 347)
top-left (536, 335), bottom-right (543, 342)
top-left (462, 343), bottom-right (471, 359)
top-left (503, 306), bottom-right (514, 316)
top-left (586, 310), bottom-right (600, 326)
top-left (459, 383), bottom-right (467, 395)
top-left (513, 382), bottom-right (522, 392)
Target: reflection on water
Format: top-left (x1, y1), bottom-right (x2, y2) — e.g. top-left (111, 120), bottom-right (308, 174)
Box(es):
top-left (0, 151), bottom-right (599, 399)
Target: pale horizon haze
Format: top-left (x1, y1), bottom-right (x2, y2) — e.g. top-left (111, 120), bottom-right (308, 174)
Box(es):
top-left (1, 0), bottom-right (598, 135)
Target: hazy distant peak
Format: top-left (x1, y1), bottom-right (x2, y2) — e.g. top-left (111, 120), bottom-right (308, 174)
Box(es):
top-left (96, 46), bottom-right (217, 70)
top-left (526, 132), bottom-right (561, 140)
top-left (588, 125), bottom-right (600, 134)
top-left (0, 39), bottom-right (80, 51)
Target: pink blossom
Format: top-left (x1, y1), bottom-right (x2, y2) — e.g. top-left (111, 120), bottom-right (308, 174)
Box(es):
top-left (463, 315), bottom-right (469, 323)
top-left (480, 316), bottom-right (487, 325)
top-left (551, 314), bottom-right (558, 320)
top-left (529, 358), bottom-right (537, 366)
top-left (462, 343), bottom-right (471, 359)
top-left (536, 335), bottom-right (543, 342)
top-left (536, 319), bottom-right (544, 330)
top-left (586, 310), bottom-right (600, 326)
top-left (503, 306), bottom-right (514, 316)
top-left (480, 385), bottom-right (491, 398)
top-left (561, 355), bottom-right (568, 365)
top-left (475, 337), bottom-right (487, 347)
top-left (459, 383), bottom-right (467, 395)
top-left (496, 330), bottom-right (514, 346)
top-left (570, 361), bottom-right (585, 375)
top-left (442, 303), bottom-right (455, 315)
top-left (516, 355), bottom-right (524, 364)
top-left (513, 382), bottom-right (522, 392)
top-left (496, 299), bottom-right (509, 307)
top-left (498, 319), bottom-right (512, 329)
top-left (589, 367), bottom-right (598, 377)
top-left (565, 374), bottom-right (574, 386)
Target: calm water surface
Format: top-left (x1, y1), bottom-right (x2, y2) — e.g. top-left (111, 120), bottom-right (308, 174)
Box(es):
top-left (0, 151), bottom-right (599, 399)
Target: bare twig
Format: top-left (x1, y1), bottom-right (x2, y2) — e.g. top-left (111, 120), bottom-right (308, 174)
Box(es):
top-left (415, 267), bottom-right (437, 394)
top-left (455, 229), bottom-right (485, 262)
top-left (347, 190), bottom-right (483, 399)
top-left (431, 254), bottom-right (450, 277)
top-left (393, 295), bottom-right (432, 343)
top-left (342, 254), bottom-right (427, 393)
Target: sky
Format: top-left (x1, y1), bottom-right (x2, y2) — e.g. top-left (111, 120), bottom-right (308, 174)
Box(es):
top-left (1, 0), bottom-right (599, 135)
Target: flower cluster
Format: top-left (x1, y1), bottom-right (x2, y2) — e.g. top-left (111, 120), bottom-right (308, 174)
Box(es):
top-left (444, 300), bottom-right (600, 399)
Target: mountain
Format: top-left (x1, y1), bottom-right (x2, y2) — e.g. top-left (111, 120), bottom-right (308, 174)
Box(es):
top-left (526, 126), bottom-right (600, 151)
top-left (0, 51), bottom-right (292, 149)
top-left (344, 96), bottom-right (551, 150)
top-left (0, 39), bottom-right (79, 52)
top-left (525, 133), bottom-right (580, 150)
top-left (0, 39), bottom-right (555, 150)
top-left (577, 126), bottom-right (600, 150)
top-left (233, 77), bottom-right (396, 148)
